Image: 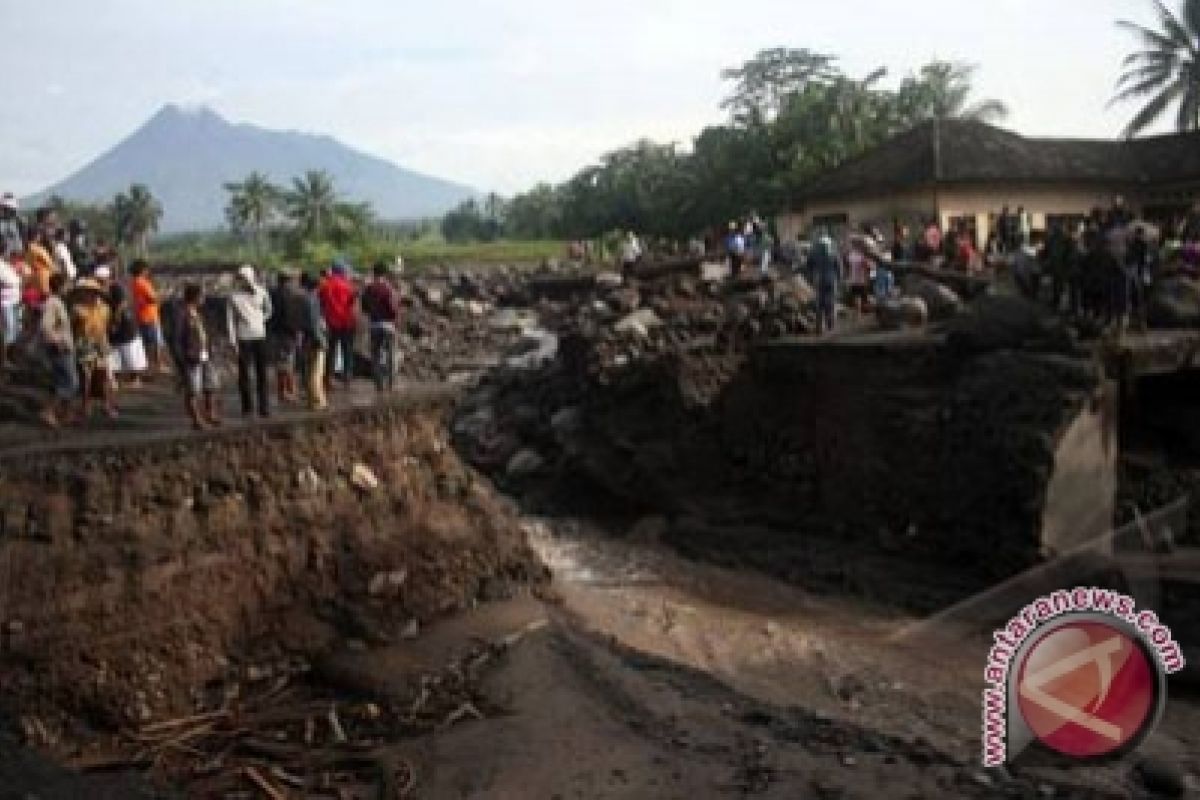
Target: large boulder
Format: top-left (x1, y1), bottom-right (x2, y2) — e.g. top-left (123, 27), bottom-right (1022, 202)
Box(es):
top-left (1146, 277), bottom-right (1200, 328)
top-left (876, 297), bottom-right (929, 330)
top-left (904, 275), bottom-right (963, 321)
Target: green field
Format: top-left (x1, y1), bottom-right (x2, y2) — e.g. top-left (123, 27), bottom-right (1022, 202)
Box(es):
top-left (150, 233), bottom-right (569, 271)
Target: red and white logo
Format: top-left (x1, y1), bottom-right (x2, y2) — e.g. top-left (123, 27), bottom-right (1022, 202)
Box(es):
top-left (1015, 618), bottom-right (1160, 760)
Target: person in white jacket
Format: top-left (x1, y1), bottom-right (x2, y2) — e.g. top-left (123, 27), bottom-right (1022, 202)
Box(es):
top-left (0, 255), bottom-right (21, 367)
top-left (227, 264), bottom-right (273, 418)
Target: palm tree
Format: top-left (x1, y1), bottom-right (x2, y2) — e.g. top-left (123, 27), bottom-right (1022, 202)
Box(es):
top-left (896, 62), bottom-right (1010, 125)
top-left (285, 170), bottom-right (338, 239)
top-left (1113, 0), bottom-right (1200, 137)
top-left (224, 172), bottom-right (281, 254)
top-left (113, 183), bottom-right (163, 256)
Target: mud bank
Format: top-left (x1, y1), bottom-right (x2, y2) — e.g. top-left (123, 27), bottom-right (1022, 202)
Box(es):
top-left (0, 398), bottom-right (544, 739)
top-left (462, 301), bottom-right (1108, 609)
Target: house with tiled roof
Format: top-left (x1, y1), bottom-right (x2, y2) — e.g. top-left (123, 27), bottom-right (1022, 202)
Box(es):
top-left (776, 119), bottom-right (1200, 244)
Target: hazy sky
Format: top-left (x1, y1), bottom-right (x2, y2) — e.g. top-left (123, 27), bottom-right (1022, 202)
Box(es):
top-left (0, 0), bottom-right (1168, 196)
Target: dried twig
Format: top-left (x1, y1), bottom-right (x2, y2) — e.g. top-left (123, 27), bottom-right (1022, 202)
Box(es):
top-left (243, 764), bottom-right (288, 800)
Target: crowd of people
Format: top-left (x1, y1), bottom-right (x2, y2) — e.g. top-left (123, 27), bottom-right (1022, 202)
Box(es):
top-left (791, 198), bottom-right (1200, 335)
top-left (0, 193), bottom-right (407, 432)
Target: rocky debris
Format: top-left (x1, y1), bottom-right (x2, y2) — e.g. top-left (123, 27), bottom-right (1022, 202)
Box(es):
top-left (350, 462), bottom-right (380, 491)
top-left (904, 274), bottom-right (963, 321)
top-left (507, 449), bottom-right (546, 478)
top-left (944, 295), bottom-right (1080, 356)
top-left (615, 309), bottom-right (664, 338)
top-left (1146, 276), bottom-right (1200, 328)
top-left (1133, 755), bottom-right (1188, 797)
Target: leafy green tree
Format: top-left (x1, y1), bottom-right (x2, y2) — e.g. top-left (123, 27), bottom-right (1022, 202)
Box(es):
top-left (113, 183), bottom-right (163, 256)
top-left (44, 195), bottom-right (119, 244)
top-left (328, 201), bottom-right (374, 248)
top-left (1113, 0), bottom-right (1200, 136)
top-left (506, 183), bottom-right (562, 239)
top-left (224, 171), bottom-right (282, 254)
top-left (442, 199), bottom-right (489, 243)
top-left (720, 47), bottom-right (839, 123)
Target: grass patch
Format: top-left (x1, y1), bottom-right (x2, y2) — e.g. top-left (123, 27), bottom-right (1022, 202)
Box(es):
top-left (150, 235), bottom-right (568, 271)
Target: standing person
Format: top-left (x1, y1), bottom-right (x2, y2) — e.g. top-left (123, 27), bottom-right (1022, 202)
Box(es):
top-left (178, 283), bottom-right (221, 430)
top-left (809, 234), bottom-right (842, 336)
top-left (891, 224), bottom-right (911, 262)
top-left (726, 222), bottom-right (746, 277)
top-left (67, 219), bottom-right (89, 275)
top-left (1016, 206), bottom-right (1031, 248)
top-left (300, 272), bottom-right (328, 411)
top-left (845, 238), bottom-right (870, 318)
top-left (227, 265), bottom-right (273, 418)
top-left (758, 224), bottom-right (773, 276)
top-left (107, 283), bottom-right (147, 388)
top-left (0, 255), bottom-right (20, 367)
top-left (620, 231), bottom-right (643, 275)
top-left (874, 257), bottom-right (896, 303)
top-left (25, 227), bottom-right (54, 310)
top-left (361, 261), bottom-right (401, 392)
top-left (318, 260), bottom-right (357, 388)
top-left (130, 260), bottom-right (168, 374)
top-left (268, 268), bottom-right (305, 405)
top-left (51, 228), bottom-right (76, 280)
top-left (39, 274), bottom-right (76, 427)
top-left (72, 278), bottom-right (117, 420)
top-left (997, 206), bottom-right (1013, 252)
top-left (1128, 226), bottom-right (1151, 329)
top-left (0, 194), bottom-right (23, 259)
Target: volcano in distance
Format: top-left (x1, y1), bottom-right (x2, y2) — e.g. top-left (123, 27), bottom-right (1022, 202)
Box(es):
top-left (29, 104), bottom-right (477, 233)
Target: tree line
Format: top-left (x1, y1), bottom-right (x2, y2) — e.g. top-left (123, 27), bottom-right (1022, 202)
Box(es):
top-left (44, 183), bottom-right (162, 255)
top-left (223, 169), bottom-right (373, 255)
top-left (444, 0), bottom-right (1200, 246)
top-left (441, 52), bottom-right (1010, 244)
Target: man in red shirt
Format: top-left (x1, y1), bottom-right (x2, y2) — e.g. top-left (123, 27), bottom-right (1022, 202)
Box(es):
top-left (318, 260), bottom-right (358, 387)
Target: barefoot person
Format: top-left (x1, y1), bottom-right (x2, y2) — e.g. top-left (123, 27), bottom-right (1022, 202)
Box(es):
top-left (178, 283), bottom-right (221, 429)
top-left (39, 274), bottom-right (76, 427)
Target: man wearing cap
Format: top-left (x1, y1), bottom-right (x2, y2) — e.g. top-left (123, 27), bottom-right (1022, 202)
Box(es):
top-left (227, 265), bottom-right (273, 418)
top-left (318, 259), bottom-right (358, 388)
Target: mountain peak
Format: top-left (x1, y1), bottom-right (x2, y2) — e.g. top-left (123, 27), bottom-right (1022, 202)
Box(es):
top-left (33, 105), bottom-right (477, 232)
top-left (149, 103), bottom-right (226, 127)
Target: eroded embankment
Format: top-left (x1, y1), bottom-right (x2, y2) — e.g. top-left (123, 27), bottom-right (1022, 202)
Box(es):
top-left (0, 399), bottom-right (545, 741)
top-left (459, 296), bottom-right (1108, 610)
